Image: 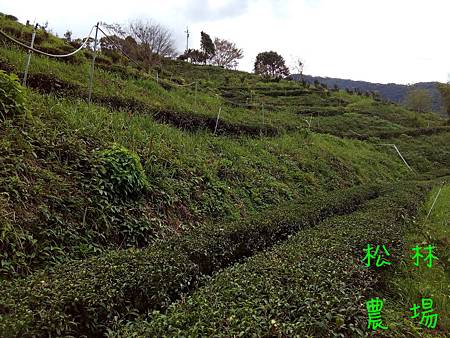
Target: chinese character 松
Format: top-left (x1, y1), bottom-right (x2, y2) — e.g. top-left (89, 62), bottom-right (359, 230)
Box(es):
top-left (363, 244), bottom-right (391, 267)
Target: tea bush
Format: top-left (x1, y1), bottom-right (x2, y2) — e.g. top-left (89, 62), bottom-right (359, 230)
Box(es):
top-left (0, 184), bottom-right (380, 337)
top-left (0, 70), bottom-right (26, 119)
top-left (94, 144), bottom-right (149, 199)
top-left (120, 182), bottom-right (429, 337)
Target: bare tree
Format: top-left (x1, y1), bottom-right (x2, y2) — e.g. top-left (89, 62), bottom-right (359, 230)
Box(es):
top-left (404, 88), bottom-right (432, 113)
top-left (211, 38), bottom-right (243, 69)
top-left (104, 19), bottom-right (177, 69)
top-left (291, 57), bottom-right (304, 80)
top-left (128, 19), bottom-right (176, 58)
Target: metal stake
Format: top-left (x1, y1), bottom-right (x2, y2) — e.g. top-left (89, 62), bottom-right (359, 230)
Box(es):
top-left (214, 107), bottom-right (222, 134)
top-left (425, 182), bottom-right (445, 221)
top-left (262, 104), bottom-right (265, 125)
top-left (195, 82), bottom-right (198, 106)
top-left (23, 23), bottom-right (38, 86)
top-left (380, 144), bottom-right (413, 172)
top-left (88, 22), bottom-right (99, 105)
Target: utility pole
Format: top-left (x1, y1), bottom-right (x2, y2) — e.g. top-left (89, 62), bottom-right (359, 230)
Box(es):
top-left (23, 23), bottom-right (38, 86)
top-left (184, 26), bottom-right (190, 51)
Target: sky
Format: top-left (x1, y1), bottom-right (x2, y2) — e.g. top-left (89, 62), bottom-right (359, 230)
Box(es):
top-left (1, 0), bottom-right (449, 84)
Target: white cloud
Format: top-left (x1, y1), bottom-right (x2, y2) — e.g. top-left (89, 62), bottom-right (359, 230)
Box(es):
top-left (0, 0), bottom-right (448, 83)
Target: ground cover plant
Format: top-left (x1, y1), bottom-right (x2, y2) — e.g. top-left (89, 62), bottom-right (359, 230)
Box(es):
top-left (1, 88), bottom-right (414, 277)
top-left (115, 183), bottom-right (430, 337)
top-left (383, 183), bottom-right (450, 336)
top-left (0, 14), bottom-right (449, 338)
top-left (0, 184), bottom-right (381, 337)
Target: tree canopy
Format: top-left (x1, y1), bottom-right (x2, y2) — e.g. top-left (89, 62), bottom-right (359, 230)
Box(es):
top-left (104, 19), bottom-right (176, 69)
top-left (200, 31), bottom-right (215, 60)
top-left (437, 83), bottom-right (450, 118)
top-left (211, 38), bottom-right (243, 69)
top-left (254, 51), bottom-right (290, 79)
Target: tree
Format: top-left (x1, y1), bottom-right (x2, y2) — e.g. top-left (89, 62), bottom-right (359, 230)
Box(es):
top-left (99, 35), bottom-right (124, 63)
top-left (105, 19), bottom-right (177, 69)
top-left (254, 51), bottom-right (290, 79)
top-left (404, 88), bottom-right (433, 113)
top-left (178, 49), bottom-right (208, 64)
top-left (200, 31), bottom-right (215, 62)
top-left (211, 38), bottom-right (243, 69)
top-left (437, 82), bottom-right (450, 118)
top-left (291, 57), bottom-right (304, 80)
top-left (128, 19), bottom-right (176, 58)
top-left (63, 30), bottom-right (72, 42)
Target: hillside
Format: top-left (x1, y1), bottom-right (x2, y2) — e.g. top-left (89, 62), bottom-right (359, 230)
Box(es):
top-left (296, 74), bottom-right (445, 115)
top-left (0, 14), bottom-right (449, 337)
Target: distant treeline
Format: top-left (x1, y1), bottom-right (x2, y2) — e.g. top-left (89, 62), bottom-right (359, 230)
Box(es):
top-left (294, 74), bottom-right (444, 115)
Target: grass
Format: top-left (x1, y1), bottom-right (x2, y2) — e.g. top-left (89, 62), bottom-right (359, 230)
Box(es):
top-left (0, 47), bottom-right (305, 132)
top-left (0, 14), bottom-right (449, 337)
top-left (392, 133), bottom-right (450, 175)
top-left (0, 90), bottom-right (414, 277)
top-left (0, 36), bottom-right (444, 136)
top-left (384, 183), bottom-right (450, 336)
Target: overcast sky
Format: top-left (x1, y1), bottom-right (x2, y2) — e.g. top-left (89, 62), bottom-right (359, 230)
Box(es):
top-left (1, 0), bottom-right (449, 84)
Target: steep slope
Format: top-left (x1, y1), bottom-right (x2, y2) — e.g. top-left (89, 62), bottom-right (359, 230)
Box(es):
top-left (0, 14), bottom-right (449, 337)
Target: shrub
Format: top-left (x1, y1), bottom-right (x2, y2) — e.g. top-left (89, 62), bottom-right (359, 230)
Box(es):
top-left (4, 14), bottom-right (18, 21)
top-left (0, 184), bottom-right (380, 337)
top-left (0, 56), bottom-right (16, 73)
top-left (0, 244), bottom-right (201, 337)
top-left (94, 144), bottom-right (149, 199)
top-left (118, 182), bottom-right (429, 337)
top-left (95, 54), bottom-right (113, 66)
top-left (0, 70), bottom-right (26, 119)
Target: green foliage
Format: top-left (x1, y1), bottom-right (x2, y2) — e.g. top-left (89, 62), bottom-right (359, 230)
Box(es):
top-left (404, 88), bottom-right (433, 113)
top-left (0, 15), bottom-right (448, 338)
top-left (178, 48), bottom-right (208, 64)
top-left (0, 70), bottom-right (26, 119)
top-left (95, 144), bottom-right (149, 199)
top-left (437, 83), bottom-right (450, 117)
top-left (3, 14), bottom-right (18, 21)
top-left (200, 31), bottom-right (215, 58)
top-left (179, 184), bottom-right (380, 274)
top-left (0, 184), bottom-right (381, 337)
top-left (117, 183), bottom-right (429, 337)
top-left (254, 51), bottom-right (290, 80)
top-left (385, 184), bottom-right (450, 334)
top-left (0, 244), bottom-right (200, 337)
top-left (0, 91), bottom-right (412, 277)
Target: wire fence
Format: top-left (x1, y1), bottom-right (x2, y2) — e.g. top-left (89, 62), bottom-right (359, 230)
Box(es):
top-left (0, 26), bottom-right (96, 58)
top-left (1, 21), bottom-right (284, 134)
top-left (0, 21), bottom-right (425, 173)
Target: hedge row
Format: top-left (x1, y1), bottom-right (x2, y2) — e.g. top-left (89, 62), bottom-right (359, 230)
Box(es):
top-left (0, 184), bottom-right (380, 337)
top-left (11, 71), bottom-right (281, 137)
top-left (296, 106), bottom-right (346, 117)
top-left (257, 89), bottom-right (311, 97)
top-left (319, 126), bottom-right (450, 140)
top-left (118, 182), bottom-right (429, 337)
top-left (178, 183), bottom-right (381, 275)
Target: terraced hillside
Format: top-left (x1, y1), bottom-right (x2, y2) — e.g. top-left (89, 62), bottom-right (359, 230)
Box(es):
top-left (0, 15), bottom-right (449, 337)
